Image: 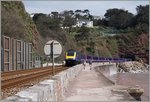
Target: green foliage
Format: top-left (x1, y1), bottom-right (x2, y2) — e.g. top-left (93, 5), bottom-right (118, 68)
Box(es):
top-left (134, 5), bottom-right (149, 34)
top-left (74, 26), bottom-right (90, 41)
top-left (51, 11), bottom-right (59, 18)
top-left (117, 39), bottom-right (126, 46)
top-left (86, 47), bottom-right (92, 53)
top-left (104, 8), bottom-right (134, 29)
top-left (2, 2), bottom-right (148, 61)
top-left (74, 9), bottom-right (92, 20)
top-left (86, 47), bottom-right (95, 54)
top-left (106, 38), bottom-right (119, 57)
top-left (33, 13), bottom-right (61, 37)
top-left (136, 5), bottom-right (149, 25)
top-left (1, 1), bottom-right (33, 41)
top-left (93, 19), bottom-right (102, 26)
top-left (77, 26), bottom-right (90, 33)
top-left (89, 27), bottom-right (103, 36)
top-left (135, 23), bottom-right (149, 34)
top-left (63, 16), bottom-right (76, 27)
top-left (1, 1), bottom-right (46, 57)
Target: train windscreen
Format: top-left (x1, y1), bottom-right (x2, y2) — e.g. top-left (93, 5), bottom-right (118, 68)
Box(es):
top-left (67, 52), bottom-right (75, 56)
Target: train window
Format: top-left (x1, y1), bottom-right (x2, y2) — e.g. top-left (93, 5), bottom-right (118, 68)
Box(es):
top-left (87, 56), bottom-right (92, 59)
top-left (67, 52), bottom-right (74, 56)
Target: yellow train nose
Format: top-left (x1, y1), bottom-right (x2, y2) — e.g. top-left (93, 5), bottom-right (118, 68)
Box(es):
top-left (66, 52), bottom-right (76, 59)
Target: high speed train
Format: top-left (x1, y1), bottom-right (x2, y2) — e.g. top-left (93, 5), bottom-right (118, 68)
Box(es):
top-left (65, 49), bottom-right (81, 66)
top-left (65, 49), bottom-right (131, 66)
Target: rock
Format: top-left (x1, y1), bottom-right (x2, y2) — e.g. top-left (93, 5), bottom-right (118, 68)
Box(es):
top-left (118, 61), bottom-right (149, 73)
top-left (127, 86), bottom-right (144, 101)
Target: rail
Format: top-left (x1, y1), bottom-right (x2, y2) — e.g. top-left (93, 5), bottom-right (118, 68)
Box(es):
top-left (1, 66), bottom-right (68, 90)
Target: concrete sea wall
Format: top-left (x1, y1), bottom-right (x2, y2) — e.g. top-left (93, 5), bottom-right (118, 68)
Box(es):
top-left (2, 64), bottom-right (83, 101)
top-left (94, 63), bottom-right (117, 84)
top-left (94, 63), bottom-right (149, 101)
top-left (2, 63), bottom-right (149, 101)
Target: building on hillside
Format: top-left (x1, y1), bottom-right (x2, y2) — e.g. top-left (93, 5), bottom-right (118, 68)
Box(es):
top-left (73, 18), bottom-right (93, 28)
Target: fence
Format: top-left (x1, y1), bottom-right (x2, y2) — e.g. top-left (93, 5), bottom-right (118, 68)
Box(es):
top-left (34, 56), bottom-right (42, 68)
top-left (1, 36), bottom-right (33, 72)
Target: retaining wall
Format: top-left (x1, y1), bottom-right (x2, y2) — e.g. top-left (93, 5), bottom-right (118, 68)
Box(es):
top-left (94, 64), bottom-right (149, 101)
top-left (94, 63), bottom-right (117, 84)
top-left (2, 64), bottom-right (83, 101)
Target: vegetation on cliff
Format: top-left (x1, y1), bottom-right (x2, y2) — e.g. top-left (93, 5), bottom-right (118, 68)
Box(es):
top-left (1, 1), bottom-right (149, 63)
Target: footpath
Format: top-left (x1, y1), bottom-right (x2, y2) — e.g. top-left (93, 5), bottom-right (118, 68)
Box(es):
top-left (65, 63), bottom-right (135, 101)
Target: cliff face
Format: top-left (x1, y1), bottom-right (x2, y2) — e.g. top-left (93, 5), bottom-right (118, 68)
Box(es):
top-left (117, 33), bottom-right (149, 63)
top-left (1, 1), bottom-right (78, 60)
top-left (1, 1), bottom-right (44, 55)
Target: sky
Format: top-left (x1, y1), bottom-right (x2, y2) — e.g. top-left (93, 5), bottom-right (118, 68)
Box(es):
top-left (23, 0), bottom-right (149, 16)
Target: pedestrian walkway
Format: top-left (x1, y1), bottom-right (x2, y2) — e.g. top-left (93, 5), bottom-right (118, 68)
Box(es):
top-left (65, 64), bottom-right (135, 101)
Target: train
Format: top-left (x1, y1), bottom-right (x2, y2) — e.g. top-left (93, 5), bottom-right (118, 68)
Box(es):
top-left (65, 49), bottom-right (81, 66)
top-left (65, 49), bottom-right (131, 66)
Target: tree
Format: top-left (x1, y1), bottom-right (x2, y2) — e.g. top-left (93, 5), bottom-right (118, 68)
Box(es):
top-left (89, 14), bottom-right (93, 20)
top-left (83, 9), bottom-right (89, 15)
top-left (75, 9), bottom-right (82, 14)
top-left (104, 8), bottom-right (134, 29)
top-left (68, 10), bottom-right (74, 16)
top-left (63, 16), bottom-right (76, 27)
top-left (32, 13), bottom-right (61, 37)
top-left (93, 19), bottom-right (102, 26)
top-left (33, 13), bottom-right (46, 23)
top-left (76, 26), bottom-right (90, 40)
top-left (134, 5), bottom-right (149, 33)
top-left (75, 9), bottom-right (82, 19)
top-left (62, 10), bottom-right (76, 28)
top-left (136, 5), bottom-right (149, 25)
top-left (51, 11), bottom-right (59, 18)
top-left (83, 9), bottom-right (90, 18)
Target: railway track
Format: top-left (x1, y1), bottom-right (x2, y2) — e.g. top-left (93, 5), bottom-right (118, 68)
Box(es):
top-left (1, 66), bottom-right (68, 90)
top-left (2, 66), bottom-right (64, 78)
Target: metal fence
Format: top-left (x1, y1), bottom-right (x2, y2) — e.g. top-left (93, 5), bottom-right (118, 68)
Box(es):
top-left (1, 36), bottom-right (33, 72)
top-left (34, 56), bottom-right (42, 68)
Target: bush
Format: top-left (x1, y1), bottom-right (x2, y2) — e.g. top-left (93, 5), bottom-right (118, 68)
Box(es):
top-left (135, 23), bottom-right (149, 34)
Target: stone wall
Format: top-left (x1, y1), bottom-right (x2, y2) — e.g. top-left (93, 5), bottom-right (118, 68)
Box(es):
top-left (94, 63), bottom-right (117, 84)
top-left (2, 64), bottom-right (83, 101)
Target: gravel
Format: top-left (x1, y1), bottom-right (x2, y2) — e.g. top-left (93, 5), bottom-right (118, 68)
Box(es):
top-left (1, 75), bottom-right (52, 99)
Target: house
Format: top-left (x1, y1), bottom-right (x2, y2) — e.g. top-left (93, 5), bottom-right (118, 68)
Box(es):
top-left (74, 18), bottom-right (93, 28)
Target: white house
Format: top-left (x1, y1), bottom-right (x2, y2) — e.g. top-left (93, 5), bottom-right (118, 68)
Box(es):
top-left (74, 18), bottom-right (93, 28)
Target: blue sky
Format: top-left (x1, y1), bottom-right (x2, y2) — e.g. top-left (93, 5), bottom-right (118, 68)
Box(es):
top-left (23, 1), bottom-right (149, 16)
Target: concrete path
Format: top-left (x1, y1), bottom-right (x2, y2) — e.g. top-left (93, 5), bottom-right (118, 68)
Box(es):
top-left (65, 64), bottom-right (135, 101)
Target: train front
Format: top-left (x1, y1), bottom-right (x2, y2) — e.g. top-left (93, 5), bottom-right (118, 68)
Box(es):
top-left (65, 50), bottom-right (78, 66)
